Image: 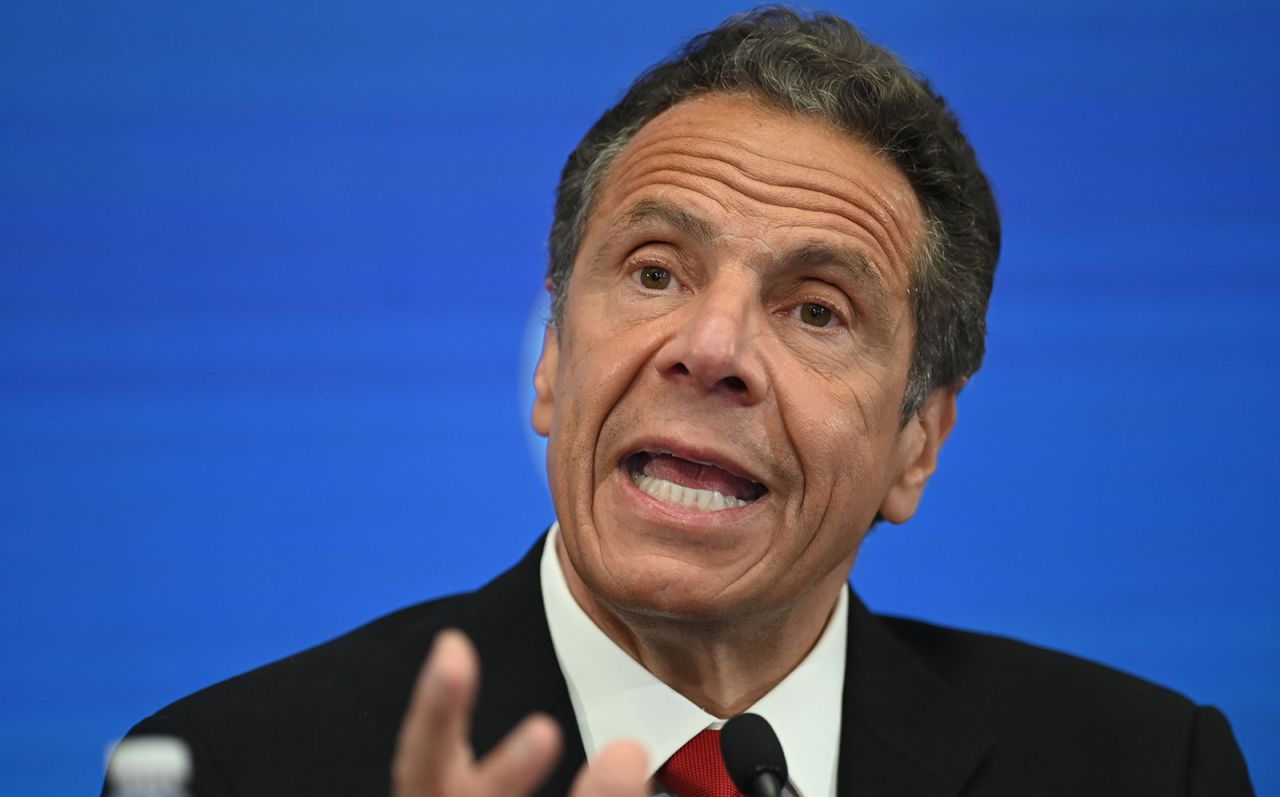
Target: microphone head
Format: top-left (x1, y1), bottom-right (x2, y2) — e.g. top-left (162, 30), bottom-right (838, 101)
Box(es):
top-left (720, 713), bottom-right (788, 794)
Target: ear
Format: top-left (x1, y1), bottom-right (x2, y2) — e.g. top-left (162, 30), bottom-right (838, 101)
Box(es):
top-left (878, 381), bottom-right (962, 524)
top-left (531, 324), bottom-right (559, 437)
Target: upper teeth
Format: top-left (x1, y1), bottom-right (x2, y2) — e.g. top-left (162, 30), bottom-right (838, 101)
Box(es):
top-left (631, 472), bottom-right (750, 511)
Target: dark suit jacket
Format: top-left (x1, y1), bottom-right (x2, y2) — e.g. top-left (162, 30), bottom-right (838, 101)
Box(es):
top-left (115, 536), bottom-right (1253, 796)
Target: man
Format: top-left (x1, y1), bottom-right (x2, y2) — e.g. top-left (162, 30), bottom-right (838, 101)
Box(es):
top-left (111, 8), bottom-right (1253, 796)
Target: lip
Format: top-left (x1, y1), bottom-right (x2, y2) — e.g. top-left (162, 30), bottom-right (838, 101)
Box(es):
top-left (618, 435), bottom-right (769, 492)
top-left (615, 463), bottom-right (769, 528)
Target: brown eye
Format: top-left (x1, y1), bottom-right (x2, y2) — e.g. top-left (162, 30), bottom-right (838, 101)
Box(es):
top-left (638, 266), bottom-right (672, 290)
top-left (799, 302), bottom-right (835, 327)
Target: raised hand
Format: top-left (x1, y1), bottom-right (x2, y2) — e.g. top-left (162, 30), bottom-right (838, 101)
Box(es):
top-left (392, 628), bottom-right (648, 797)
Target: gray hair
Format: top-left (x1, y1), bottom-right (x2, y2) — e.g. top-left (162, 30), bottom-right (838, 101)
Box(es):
top-left (548, 6), bottom-right (1000, 419)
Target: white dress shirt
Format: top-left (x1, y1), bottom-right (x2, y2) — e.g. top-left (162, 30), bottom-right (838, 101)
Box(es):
top-left (540, 523), bottom-right (847, 797)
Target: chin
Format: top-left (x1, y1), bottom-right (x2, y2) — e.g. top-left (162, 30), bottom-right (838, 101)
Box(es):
top-left (588, 551), bottom-right (760, 623)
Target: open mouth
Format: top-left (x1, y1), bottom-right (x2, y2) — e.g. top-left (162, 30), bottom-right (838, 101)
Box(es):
top-left (623, 450), bottom-right (767, 512)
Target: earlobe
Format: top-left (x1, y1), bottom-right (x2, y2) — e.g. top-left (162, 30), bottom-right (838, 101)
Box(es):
top-left (531, 326), bottom-right (559, 437)
top-left (878, 382), bottom-right (962, 524)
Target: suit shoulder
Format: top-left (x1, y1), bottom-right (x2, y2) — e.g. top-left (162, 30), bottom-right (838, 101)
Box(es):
top-left (876, 612), bottom-right (1196, 720)
top-left (880, 614), bottom-right (1198, 747)
top-left (871, 614), bottom-right (1254, 793)
top-left (174, 591), bottom-right (467, 715)
top-left (127, 592), bottom-right (470, 796)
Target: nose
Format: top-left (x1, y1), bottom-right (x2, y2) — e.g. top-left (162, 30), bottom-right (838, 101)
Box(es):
top-left (654, 276), bottom-right (768, 404)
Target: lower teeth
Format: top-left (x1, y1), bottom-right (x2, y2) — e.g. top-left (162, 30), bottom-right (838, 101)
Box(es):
top-left (631, 472), bottom-right (749, 511)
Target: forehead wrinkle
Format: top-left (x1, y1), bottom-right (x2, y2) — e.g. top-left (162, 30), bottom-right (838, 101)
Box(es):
top-left (607, 134), bottom-right (920, 290)
top-left (619, 124), bottom-right (921, 248)
top-left (618, 198), bottom-right (716, 247)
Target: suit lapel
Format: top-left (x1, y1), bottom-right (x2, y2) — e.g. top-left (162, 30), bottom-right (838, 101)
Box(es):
top-left (459, 534), bottom-right (586, 797)
top-left (837, 589), bottom-right (992, 796)
top-left (456, 542), bottom-right (992, 797)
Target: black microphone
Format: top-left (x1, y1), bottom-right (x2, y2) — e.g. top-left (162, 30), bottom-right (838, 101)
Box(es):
top-left (720, 713), bottom-right (788, 797)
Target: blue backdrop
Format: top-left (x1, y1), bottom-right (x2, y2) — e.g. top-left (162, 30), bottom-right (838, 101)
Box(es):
top-left (1, 2), bottom-right (1277, 794)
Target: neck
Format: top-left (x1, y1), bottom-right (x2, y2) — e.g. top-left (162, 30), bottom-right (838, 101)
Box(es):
top-left (556, 535), bottom-right (849, 717)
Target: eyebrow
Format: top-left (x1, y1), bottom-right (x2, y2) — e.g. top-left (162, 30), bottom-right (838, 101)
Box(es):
top-left (781, 243), bottom-right (892, 326)
top-left (602, 198), bottom-right (893, 325)
top-left (615, 198), bottom-right (717, 246)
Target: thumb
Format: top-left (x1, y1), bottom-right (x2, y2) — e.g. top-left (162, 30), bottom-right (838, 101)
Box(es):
top-left (569, 740), bottom-right (649, 797)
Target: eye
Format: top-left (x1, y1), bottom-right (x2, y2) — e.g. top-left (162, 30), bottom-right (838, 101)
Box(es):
top-left (637, 265), bottom-right (673, 290)
top-left (798, 302), bottom-right (836, 327)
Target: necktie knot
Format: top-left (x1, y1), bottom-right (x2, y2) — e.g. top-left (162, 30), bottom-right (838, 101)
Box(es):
top-left (656, 728), bottom-right (744, 797)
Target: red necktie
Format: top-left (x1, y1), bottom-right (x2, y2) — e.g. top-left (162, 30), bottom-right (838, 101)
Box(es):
top-left (656, 728), bottom-right (744, 797)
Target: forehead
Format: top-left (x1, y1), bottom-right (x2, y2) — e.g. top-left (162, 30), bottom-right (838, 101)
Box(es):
top-left (588, 93), bottom-right (927, 292)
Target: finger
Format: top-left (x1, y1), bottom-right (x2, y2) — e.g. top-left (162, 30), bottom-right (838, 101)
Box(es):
top-left (472, 713), bottom-right (562, 796)
top-left (393, 629), bottom-right (481, 796)
top-left (569, 739), bottom-right (649, 797)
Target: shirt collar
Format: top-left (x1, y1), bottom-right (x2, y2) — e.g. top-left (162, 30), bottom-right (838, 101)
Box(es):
top-left (541, 523), bottom-right (847, 797)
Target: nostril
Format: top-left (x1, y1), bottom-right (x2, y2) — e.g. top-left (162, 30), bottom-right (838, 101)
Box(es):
top-left (665, 361), bottom-right (749, 396)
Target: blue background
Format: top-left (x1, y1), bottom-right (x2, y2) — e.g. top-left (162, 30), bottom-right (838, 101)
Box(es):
top-left (2, 1), bottom-right (1277, 793)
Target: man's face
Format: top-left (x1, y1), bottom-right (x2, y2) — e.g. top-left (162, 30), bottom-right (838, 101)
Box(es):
top-left (533, 94), bottom-right (956, 627)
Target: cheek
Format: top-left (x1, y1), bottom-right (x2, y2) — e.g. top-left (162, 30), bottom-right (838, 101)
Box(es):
top-left (777, 359), bottom-right (868, 452)
top-left (550, 319), bottom-right (670, 477)
top-left (781, 375), bottom-right (894, 518)
top-left (795, 422), bottom-right (880, 566)
top-left (808, 415), bottom-right (873, 497)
